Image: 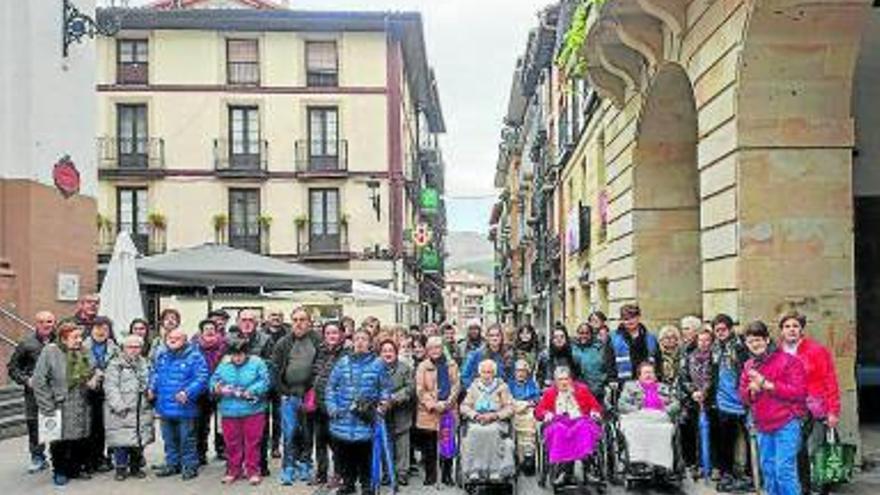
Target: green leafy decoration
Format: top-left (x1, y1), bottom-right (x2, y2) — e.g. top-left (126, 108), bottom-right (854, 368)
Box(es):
top-left (556, 0), bottom-right (602, 78)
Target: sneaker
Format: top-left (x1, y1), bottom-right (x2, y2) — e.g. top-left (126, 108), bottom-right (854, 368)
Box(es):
top-left (53, 473), bottom-right (69, 486)
top-left (335, 484), bottom-right (356, 495)
top-left (155, 466), bottom-right (181, 478)
top-left (97, 459), bottom-right (114, 473)
top-left (468, 472), bottom-right (480, 482)
top-left (298, 462), bottom-right (313, 482)
top-left (181, 468), bottom-right (199, 481)
top-left (27, 457), bottom-right (48, 474)
top-left (489, 472), bottom-right (502, 482)
top-left (271, 448), bottom-right (281, 459)
top-left (279, 466), bottom-right (295, 486)
top-left (129, 468), bottom-right (147, 479)
top-left (115, 467), bottom-right (128, 481)
top-left (717, 474), bottom-right (735, 493)
top-left (221, 475), bottom-right (237, 484)
top-left (248, 475), bottom-right (262, 485)
top-left (327, 475), bottom-right (343, 489)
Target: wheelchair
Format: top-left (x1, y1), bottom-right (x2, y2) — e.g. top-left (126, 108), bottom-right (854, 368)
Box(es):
top-left (455, 417), bottom-right (519, 495)
top-left (536, 416), bottom-right (608, 494)
top-left (603, 383), bottom-right (684, 490)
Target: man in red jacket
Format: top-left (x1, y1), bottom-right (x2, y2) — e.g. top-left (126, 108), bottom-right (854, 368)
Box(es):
top-left (778, 310), bottom-right (840, 494)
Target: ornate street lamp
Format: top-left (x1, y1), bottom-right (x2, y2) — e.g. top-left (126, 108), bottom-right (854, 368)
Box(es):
top-left (62, 0), bottom-right (120, 57)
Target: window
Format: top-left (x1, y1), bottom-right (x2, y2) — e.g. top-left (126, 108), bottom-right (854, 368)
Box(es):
top-left (229, 189), bottom-right (260, 253)
top-left (578, 202), bottom-right (591, 252)
top-left (309, 188), bottom-right (340, 252)
top-left (117, 104), bottom-right (148, 168)
top-left (117, 39), bottom-right (148, 85)
top-left (227, 39), bottom-right (259, 85)
top-left (228, 106), bottom-right (260, 169)
top-left (117, 188), bottom-right (149, 254)
top-left (306, 41), bottom-right (338, 87)
top-left (307, 107), bottom-right (339, 170)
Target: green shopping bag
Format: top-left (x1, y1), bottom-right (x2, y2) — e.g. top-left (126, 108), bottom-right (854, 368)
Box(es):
top-left (810, 428), bottom-right (856, 487)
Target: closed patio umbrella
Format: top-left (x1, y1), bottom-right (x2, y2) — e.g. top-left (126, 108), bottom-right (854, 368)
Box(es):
top-left (99, 231), bottom-right (144, 334)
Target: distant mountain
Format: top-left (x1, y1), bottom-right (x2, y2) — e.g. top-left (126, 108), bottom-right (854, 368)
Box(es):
top-left (446, 231), bottom-right (494, 278)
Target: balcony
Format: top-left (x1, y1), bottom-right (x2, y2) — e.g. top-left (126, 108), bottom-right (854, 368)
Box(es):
top-left (214, 139), bottom-right (268, 179)
top-left (295, 140), bottom-right (348, 177)
top-left (116, 62), bottom-right (148, 85)
top-left (229, 233), bottom-right (261, 254)
top-left (98, 225), bottom-right (165, 258)
top-left (97, 137), bottom-right (165, 178)
top-left (227, 62), bottom-right (259, 86)
top-left (307, 70), bottom-right (338, 88)
top-left (296, 224), bottom-right (350, 261)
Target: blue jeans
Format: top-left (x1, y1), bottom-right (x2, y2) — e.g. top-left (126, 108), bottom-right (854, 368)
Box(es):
top-left (161, 418), bottom-right (198, 471)
top-left (113, 447), bottom-right (142, 468)
top-left (757, 419), bottom-right (801, 495)
top-left (280, 395), bottom-right (302, 470)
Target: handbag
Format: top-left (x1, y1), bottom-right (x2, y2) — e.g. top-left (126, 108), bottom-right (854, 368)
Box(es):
top-left (302, 388), bottom-right (317, 413)
top-left (810, 427), bottom-right (856, 487)
top-left (38, 409), bottom-right (62, 444)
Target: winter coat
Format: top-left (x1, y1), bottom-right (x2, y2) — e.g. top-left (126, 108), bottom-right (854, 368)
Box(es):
top-left (103, 353), bottom-right (155, 448)
top-left (325, 352), bottom-right (391, 442)
top-left (457, 337), bottom-right (483, 367)
top-left (792, 337), bottom-right (840, 419)
top-left (7, 332), bottom-right (53, 419)
top-left (507, 377), bottom-right (540, 402)
top-left (571, 340), bottom-right (609, 398)
top-left (606, 325), bottom-right (661, 382)
top-left (150, 343), bottom-right (209, 419)
top-left (210, 356), bottom-right (270, 418)
top-left (191, 334), bottom-right (228, 373)
top-left (83, 338), bottom-right (120, 372)
top-left (272, 330), bottom-right (320, 397)
top-left (312, 343), bottom-right (347, 414)
top-left (227, 329), bottom-right (274, 361)
top-left (680, 347), bottom-right (713, 412)
top-left (618, 379), bottom-right (680, 419)
top-left (385, 359), bottom-right (415, 434)
top-left (534, 382), bottom-right (602, 421)
top-left (711, 335), bottom-right (750, 415)
top-left (461, 346), bottom-right (513, 390)
top-left (460, 378), bottom-right (514, 421)
top-left (31, 343), bottom-right (93, 441)
top-left (415, 357), bottom-right (461, 431)
top-left (739, 349), bottom-right (807, 433)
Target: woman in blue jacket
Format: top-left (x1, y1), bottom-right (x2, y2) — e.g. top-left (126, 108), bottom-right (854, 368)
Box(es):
top-left (210, 339), bottom-right (270, 486)
top-left (325, 328), bottom-right (391, 495)
top-left (150, 328), bottom-right (209, 480)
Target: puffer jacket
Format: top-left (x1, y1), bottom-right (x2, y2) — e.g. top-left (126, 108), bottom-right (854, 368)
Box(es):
top-left (739, 349), bottom-right (806, 433)
top-left (7, 332), bottom-right (54, 419)
top-left (312, 343), bottom-right (347, 414)
top-left (386, 359), bottom-right (415, 435)
top-left (210, 356), bottom-right (270, 418)
top-left (103, 353), bottom-right (155, 448)
top-left (571, 340), bottom-right (609, 398)
top-left (326, 352), bottom-right (390, 442)
top-left (792, 337), bottom-right (840, 419)
top-left (151, 343), bottom-right (209, 419)
top-left (31, 343), bottom-right (93, 440)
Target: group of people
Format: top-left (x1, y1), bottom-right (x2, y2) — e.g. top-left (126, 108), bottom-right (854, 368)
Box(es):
top-left (6, 294), bottom-right (840, 495)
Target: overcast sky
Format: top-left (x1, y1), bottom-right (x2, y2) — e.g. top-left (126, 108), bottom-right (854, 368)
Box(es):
top-left (122, 0), bottom-right (551, 232)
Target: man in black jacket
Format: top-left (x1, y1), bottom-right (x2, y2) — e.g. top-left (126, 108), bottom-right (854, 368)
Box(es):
top-left (7, 311), bottom-right (56, 473)
top-left (260, 310), bottom-right (290, 458)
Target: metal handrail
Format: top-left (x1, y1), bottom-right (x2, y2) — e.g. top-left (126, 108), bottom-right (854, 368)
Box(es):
top-left (0, 306), bottom-right (26, 347)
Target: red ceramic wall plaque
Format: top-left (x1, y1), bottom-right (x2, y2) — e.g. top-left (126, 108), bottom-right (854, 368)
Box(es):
top-left (53, 155), bottom-right (80, 198)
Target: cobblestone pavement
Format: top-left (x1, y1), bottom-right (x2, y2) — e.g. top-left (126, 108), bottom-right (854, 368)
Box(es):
top-left (0, 432), bottom-right (878, 494)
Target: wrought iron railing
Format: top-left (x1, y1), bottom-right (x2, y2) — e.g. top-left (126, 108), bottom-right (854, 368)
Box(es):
top-left (214, 139), bottom-right (268, 174)
top-left (97, 137), bottom-right (165, 170)
top-left (294, 140), bottom-right (348, 173)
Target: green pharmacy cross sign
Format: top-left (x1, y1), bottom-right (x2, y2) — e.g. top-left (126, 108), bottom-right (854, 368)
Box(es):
top-left (420, 188), bottom-right (440, 214)
top-left (420, 247), bottom-right (441, 273)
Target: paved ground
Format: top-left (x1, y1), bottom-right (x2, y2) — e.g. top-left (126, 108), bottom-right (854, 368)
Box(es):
top-left (1, 426), bottom-right (879, 494)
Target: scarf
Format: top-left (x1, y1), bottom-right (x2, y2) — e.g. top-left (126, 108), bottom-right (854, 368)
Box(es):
top-left (641, 381), bottom-right (665, 411)
top-left (196, 335), bottom-right (227, 372)
top-left (660, 349), bottom-right (679, 384)
top-left (508, 377), bottom-right (540, 401)
top-left (91, 340), bottom-right (109, 369)
top-left (62, 343), bottom-right (92, 390)
top-left (555, 388), bottom-right (582, 418)
top-left (473, 378), bottom-right (501, 414)
top-left (434, 356), bottom-right (451, 401)
top-left (688, 348), bottom-right (712, 392)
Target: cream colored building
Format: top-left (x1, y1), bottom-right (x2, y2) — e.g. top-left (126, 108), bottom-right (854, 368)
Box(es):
top-left (95, 0), bottom-right (447, 327)
top-left (442, 269), bottom-right (493, 328)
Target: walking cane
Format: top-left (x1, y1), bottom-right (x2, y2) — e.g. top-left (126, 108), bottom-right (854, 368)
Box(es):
top-left (748, 416), bottom-right (763, 495)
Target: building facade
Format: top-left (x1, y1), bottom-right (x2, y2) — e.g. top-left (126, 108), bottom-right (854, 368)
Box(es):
top-left (95, 0), bottom-right (447, 326)
top-left (492, 0), bottom-right (880, 441)
top-left (442, 269), bottom-right (493, 328)
top-left (1, 0), bottom-right (99, 379)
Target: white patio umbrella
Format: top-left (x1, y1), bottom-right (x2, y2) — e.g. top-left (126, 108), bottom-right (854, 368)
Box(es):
top-left (99, 231), bottom-right (144, 335)
top-left (263, 280), bottom-right (410, 304)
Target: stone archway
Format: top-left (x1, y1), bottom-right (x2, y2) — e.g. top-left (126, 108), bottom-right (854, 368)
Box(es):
top-left (735, 0), bottom-right (874, 438)
top-left (631, 63), bottom-right (702, 327)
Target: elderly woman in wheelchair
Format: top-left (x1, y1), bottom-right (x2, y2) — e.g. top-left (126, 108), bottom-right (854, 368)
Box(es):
top-left (535, 366), bottom-right (603, 486)
top-left (617, 361), bottom-right (681, 478)
top-left (460, 358), bottom-right (516, 483)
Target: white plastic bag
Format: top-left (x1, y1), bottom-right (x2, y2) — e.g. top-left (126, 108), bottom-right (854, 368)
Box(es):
top-left (38, 409), bottom-right (62, 444)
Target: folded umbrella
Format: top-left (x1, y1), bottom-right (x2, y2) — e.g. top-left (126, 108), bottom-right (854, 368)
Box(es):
top-left (699, 407), bottom-right (712, 479)
top-left (371, 418), bottom-right (397, 493)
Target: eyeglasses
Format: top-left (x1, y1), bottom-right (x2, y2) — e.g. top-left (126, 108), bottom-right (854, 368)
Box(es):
top-left (240, 318), bottom-right (256, 322)
top-left (124, 344), bottom-right (143, 349)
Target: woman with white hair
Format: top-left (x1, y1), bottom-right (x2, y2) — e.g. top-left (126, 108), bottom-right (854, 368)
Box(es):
top-left (415, 335), bottom-right (460, 486)
top-left (460, 359), bottom-right (515, 482)
top-left (103, 334), bottom-right (155, 481)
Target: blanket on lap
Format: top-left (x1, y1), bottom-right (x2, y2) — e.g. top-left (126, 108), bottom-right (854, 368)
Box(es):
top-left (619, 409), bottom-right (675, 469)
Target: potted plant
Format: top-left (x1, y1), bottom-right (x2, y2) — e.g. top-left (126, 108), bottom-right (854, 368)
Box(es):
top-left (212, 213), bottom-right (228, 231)
top-left (258, 214), bottom-right (273, 229)
top-left (147, 212), bottom-right (167, 230)
top-left (96, 213), bottom-right (112, 231)
top-left (339, 213), bottom-right (349, 226)
top-left (294, 214), bottom-right (307, 229)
